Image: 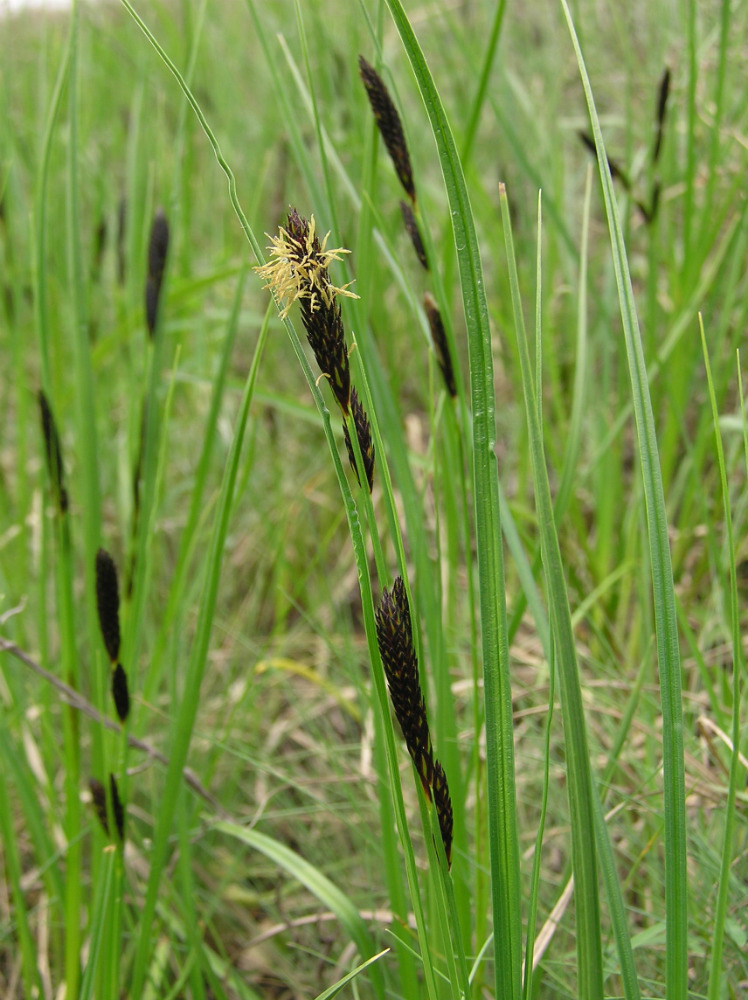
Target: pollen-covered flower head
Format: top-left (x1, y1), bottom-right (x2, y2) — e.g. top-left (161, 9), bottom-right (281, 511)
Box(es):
top-left (256, 209), bottom-right (356, 414)
top-left (256, 209), bottom-right (358, 320)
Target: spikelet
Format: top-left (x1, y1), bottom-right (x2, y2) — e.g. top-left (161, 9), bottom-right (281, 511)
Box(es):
top-left (145, 208), bottom-right (169, 337)
top-left (38, 390), bottom-right (68, 514)
top-left (88, 775), bottom-right (125, 841)
top-left (432, 759), bottom-right (453, 867)
top-left (95, 548), bottom-right (121, 663)
top-left (89, 778), bottom-right (109, 835)
top-left (112, 662), bottom-right (130, 723)
top-left (95, 549), bottom-right (130, 723)
top-left (256, 209), bottom-right (357, 414)
top-left (653, 67), bottom-right (671, 165)
top-left (375, 577), bottom-right (434, 799)
top-left (423, 293), bottom-right (457, 398)
top-left (400, 200), bottom-right (428, 270)
top-left (359, 55), bottom-right (416, 203)
top-left (109, 774), bottom-right (125, 841)
top-left (343, 388), bottom-right (375, 492)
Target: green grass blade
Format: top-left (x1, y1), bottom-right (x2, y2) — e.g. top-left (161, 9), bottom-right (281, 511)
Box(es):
top-left (380, 3), bottom-right (521, 996)
top-left (702, 327), bottom-right (743, 1000)
top-left (313, 953), bottom-right (391, 1000)
top-left (129, 302), bottom-right (271, 997)
top-left (499, 184), bottom-right (603, 1000)
top-left (216, 822), bottom-right (383, 985)
top-left (559, 3), bottom-right (688, 996)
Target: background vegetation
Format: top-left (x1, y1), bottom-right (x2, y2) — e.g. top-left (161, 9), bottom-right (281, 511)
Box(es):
top-left (0, 0), bottom-right (746, 997)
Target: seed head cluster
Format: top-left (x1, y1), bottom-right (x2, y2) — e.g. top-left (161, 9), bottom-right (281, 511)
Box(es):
top-left (145, 209), bottom-right (170, 338)
top-left (89, 774), bottom-right (125, 842)
top-left (95, 548), bottom-right (130, 723)
top-left (257, 210), bottom-right (358, 415)
top-left (359, 55), bottom-right (416, 204)
top-left (375, 577), bottom-right (454, 865)
top-left (257, 209), bottom-right (376, 491)
top-left (359, 54), bottom-right (461, 399)
top-left (376, 577), bottom-right (434, 798)
top-left (424, 292), bottom-right (457, 398)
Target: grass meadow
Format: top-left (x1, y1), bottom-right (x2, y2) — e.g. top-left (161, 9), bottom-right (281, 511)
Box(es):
top-left (1, 0), bottom-right (747, 997)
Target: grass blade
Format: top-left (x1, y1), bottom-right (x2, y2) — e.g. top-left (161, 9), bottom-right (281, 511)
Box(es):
top-left (381, 3), bottom-right (521, 996)
top-left (559, 4), bottom-right (688, 996)
top-left (499, 185), bottom-right (603, 1000)
top-left (702, 328), bottom-right (743, 1000)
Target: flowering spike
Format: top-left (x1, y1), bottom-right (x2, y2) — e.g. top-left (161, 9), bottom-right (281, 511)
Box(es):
top-left (375, 577), bottom-right (434, 798)
top-left (255, 210), bottom-right (357, 413)
top-left (95, 549), bottom-right (121, 663)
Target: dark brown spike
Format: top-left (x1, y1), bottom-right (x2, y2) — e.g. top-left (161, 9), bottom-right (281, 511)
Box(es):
top-left (423, 293), bottom-right (457, 398)
top-left (145, 208), bottom-right (170, 337)
top-left (89, 778), bottom-right (109, 836)
top-left (93, 216), bottom-right (108, 280)
top-left (299, 292), bottom-right (351, 415)
top-left (375, 577), bottom-right (434, 798)
top-left (116, 196), bottom-right (127, 285)
top-left (578, 130), bottom-right (632, 191)
top-left (343, 388), bottom-right (375, 492)
top-left (38, 390), bottom-right (68, 514)
top-left (95, 548), bottom-right (121, 663)
top-left (109, 774), bottom-right (125, 842)
top-left (653, 67), bottom-right (671, 164)
top-left (112, 662), bottom-right (130, 723)
top-left (432, 759), bottom-right (453, 867)
top-left (399, 200), bottom-right (428, 270)
top-left (359, 55), bottom-right (416, 202)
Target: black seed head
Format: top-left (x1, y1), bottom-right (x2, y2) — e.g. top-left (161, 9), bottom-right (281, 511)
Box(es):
top-left (653, 67), bottom-right (671, 164)
top-left (110, 773), bottom-right (125, 842)
top-left (359, 55), bottom-right (416, 203)
top-left (38, 390), bottom-right (68, 514)
top-left (89, 778), bottom-right (109, 836)
top-left (375, 577), bottom-right (434, 798)
top-left (112, 662), bottom-right (130, 723)
top-left (343, 388), bottom-right (375, 492)
top-left (399, 200), bottom-right (428, 270)
top-left (95, 548), bottom-right (121, 663)
top-left (432, 759), bottom-right (453, 867)
top-left (300, 291), bottom-right (351, 415)
top-left (423, 293), bottom-right (457, 398)
top-left (145, 209), bottom-right (170, 337)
